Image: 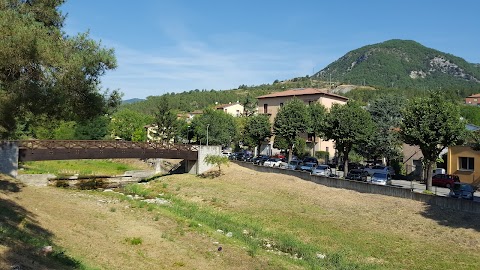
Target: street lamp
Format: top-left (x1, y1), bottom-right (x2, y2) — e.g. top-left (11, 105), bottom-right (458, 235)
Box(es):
top-left (206, 124), bottom-right (210, 146)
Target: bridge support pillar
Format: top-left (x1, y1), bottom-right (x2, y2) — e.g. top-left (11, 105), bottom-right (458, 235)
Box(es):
top-left (0, 141), bottom-right (19, 178)
top-left (187, 145), bottom-right (221, 175)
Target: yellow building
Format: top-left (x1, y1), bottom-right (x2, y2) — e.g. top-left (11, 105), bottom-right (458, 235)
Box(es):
top-left (447, 145), bottom-right (480, 185)
top-left (256, 88), bottom-right (348, 159)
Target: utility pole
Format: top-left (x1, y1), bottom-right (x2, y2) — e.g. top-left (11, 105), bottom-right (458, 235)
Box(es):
top-left (206, 124), bottom-right (210, 146)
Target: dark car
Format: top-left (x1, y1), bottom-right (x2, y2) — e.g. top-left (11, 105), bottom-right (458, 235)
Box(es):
top-left (449, 183), bottom-right (476, 200)
top-left (346, 169), bottom-right (368, 182)
top-left (302, 157), bottom-right (318, 165)
top-left (252, 155), bottom-right (269, 165)
top-left (432, 174), bottom-right (460, 188)
top-left (338, 163), bottom-right (364, 172)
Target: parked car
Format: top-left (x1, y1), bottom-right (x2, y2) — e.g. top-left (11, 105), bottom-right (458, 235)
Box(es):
top-left (345, 169), bottom-right (368, 182)
top-left (286, 160), bottom-right (303, 170)
top-left (432, 174), bottom-right (460, 188)
top-left (370, 172), bottom-right (392, 186)
top-left (302, 157), bottom-right (318, 165)
top-left (449, 183), bottom-right (476, 200)
top-left (311, 165), bottom-right (332, 176)
top-left (338, 163), bottom-right (364, 172)
top-left (252, 155), bottom-right (269, 165)
top-left (299, 162), bottom-right (317, 172)
top-left (364, 165), bottom-right (395, 176)
top-left (263, 158), bottom-right (283, 167)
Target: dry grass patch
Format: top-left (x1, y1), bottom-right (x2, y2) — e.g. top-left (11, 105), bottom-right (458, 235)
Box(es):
top-left (145, 163), bottom-right (480, 270)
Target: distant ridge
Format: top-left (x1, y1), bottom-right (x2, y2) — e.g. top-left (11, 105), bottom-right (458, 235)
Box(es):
top-left (313, 39), bottom-right (480, 90)
top-left (122, 98), bottom-right (144, 104)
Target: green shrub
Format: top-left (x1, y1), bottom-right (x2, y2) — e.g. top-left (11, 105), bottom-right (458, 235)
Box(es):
top-left (125, 237), bottom-right (143, 245)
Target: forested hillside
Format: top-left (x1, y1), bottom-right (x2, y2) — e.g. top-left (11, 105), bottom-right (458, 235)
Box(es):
top-left (122, 78), bottom-right (329, 113)
top-left (314, 39), bottom-right (480, 90)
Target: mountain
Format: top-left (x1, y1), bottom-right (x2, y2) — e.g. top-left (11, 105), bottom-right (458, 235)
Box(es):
top-left (313, 39), bottom-right (480, 90)
top-left (122, 98), bottom-right (144, 104)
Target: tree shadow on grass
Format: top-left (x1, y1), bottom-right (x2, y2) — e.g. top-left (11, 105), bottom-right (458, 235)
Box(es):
top-left (0, 178), bottom-right (81, 269)
top-left (420, 202), bottom-right (480, 232)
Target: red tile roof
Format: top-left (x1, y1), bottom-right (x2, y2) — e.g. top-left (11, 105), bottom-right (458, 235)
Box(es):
top-left (257, 88), bottom-right (348, 100)
top-left (467, 93), bottom-right (480, 98)
top-left (215, 103), bottom-right (240, 109)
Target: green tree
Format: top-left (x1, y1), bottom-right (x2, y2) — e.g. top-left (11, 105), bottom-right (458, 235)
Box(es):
top-left (273, 98), bottom-right (310, 162)
top-left (460, 105), bottom-right (480, 126)
top-left (74, 116), bottom-right (109, 140)
top-left (154, 96), bottom-right (180, 143)
top-left (357, 94), bottom-right (405, 162)
top-left (108, 109), bottom-right (153, 141)
top-left (323, 101), bottom-right (374, 175)
top-left (400, 92), bottom-right (466, 190)
top-left (0, 1), bottom-right (120, 139)
top-left (273, 135), bottom-right (288, 153)
top-left (204, 154), bottom-right (229, 174)
top-left (242, 93), bottom-right (257, 116)
top-left (308, 103), bottom-right (327, 156)
top-left (243, 114), bottom-right (271, 156)
top-left (191, 109), bottom-right (237, 146)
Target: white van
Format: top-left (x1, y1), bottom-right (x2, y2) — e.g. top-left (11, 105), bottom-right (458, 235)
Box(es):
top-left (432, 168), bottom-right (446, 176)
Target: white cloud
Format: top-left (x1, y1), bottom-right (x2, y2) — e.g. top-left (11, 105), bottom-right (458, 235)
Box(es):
top-left (99, 31), bottom-right (338, 99)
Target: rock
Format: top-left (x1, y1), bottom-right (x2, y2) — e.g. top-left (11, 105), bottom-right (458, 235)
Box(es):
top-left (316, 253), bottom-right (326, 259)
top-left (213, 241), bottom-right (219, 245)
top-left (103, 189), bottom-right (114, 192)
top-left (126, 195), bottom-right (133, 199)
top-left (242, 229), bottom-right (249, 235)
top-left (217, 246), bottom-right (222, 252)
top-left (226, 232), bottom-right (233, 237)
top-left (40, 245), bottom-right (53, 256)
top-left (216, 229), bottom-right (224, 234)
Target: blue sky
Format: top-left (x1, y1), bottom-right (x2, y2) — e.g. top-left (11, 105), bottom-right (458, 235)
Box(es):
top-left (61, 0), bottom-right (480, 100)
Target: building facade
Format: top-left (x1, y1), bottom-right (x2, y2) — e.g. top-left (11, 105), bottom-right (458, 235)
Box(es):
top-left (215, 102), bottom-right (244, 117)
top-left (465, 93), bottom-right (480, 106)
top-left (256, 88), bottom-right (348, 159)
top-left (447, 145), bottom-right (480, 185)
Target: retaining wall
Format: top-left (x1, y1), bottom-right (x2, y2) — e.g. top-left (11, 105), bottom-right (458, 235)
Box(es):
top-left (236, 161), bottom-right (480, 214)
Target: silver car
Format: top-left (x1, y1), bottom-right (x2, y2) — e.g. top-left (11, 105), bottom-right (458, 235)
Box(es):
top-left (311, 165), bottom-right (332, 176)
top-left (370, 172), bottom-right (392, 185)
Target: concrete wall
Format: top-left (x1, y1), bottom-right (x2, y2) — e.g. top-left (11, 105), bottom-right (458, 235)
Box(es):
top-left (235, 161), bottom-right (480, 214)
top-left (187, 145), bottom-right (221, 174)
top-left (0, 141), bottom-right (19, 178)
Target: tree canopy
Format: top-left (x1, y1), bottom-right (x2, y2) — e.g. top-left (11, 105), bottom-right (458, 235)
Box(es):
top-left (0, 0), bottom-right (120, 138)
top-left (243, 114), bottom-right (271, 156)
top-left (190, 109), bottom-right (237, 146)
top-left (400, 92), bottom-right (466, 190)
top-left (323, 101), bottom-right (374, 175)
top-left (273, 98), bottom-right (310, 161)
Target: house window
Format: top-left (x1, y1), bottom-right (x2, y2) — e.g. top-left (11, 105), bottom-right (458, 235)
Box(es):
top-left (308, 100), bottom-right (313, 105)
top-left (280, 103), bottom-right (283, 107)
top-left (263, 104), bottom-right (268, 114)
top-left (459, 157), bottom-right (474, 171)
top-left (236, 110), bottom-right (240, 117)
top-left (475, 99), bottom-right (478, 102)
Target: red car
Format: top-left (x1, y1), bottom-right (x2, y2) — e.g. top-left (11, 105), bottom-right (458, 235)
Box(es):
top-left (432, 174), bottom-right (460, 188)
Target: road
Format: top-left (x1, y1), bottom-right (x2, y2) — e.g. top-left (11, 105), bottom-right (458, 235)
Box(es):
top-left (331, 169), bottom-right (479, 202)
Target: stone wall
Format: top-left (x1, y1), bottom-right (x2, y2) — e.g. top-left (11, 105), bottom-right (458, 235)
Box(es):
top-left (235, 161), bottom-right (480, 214)
top-left (0, 141), bottom-right (19, 178)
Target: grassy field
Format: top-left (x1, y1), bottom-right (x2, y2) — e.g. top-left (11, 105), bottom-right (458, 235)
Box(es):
top-left (19, 159), bottom-right (151, 176)
top-left (2, 162), bottom-right (480, 269)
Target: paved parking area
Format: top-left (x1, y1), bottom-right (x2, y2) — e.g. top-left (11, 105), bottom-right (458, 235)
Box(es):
top-left (327, 169), bottom-right (479, 202)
